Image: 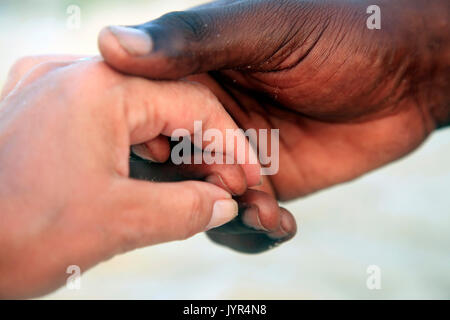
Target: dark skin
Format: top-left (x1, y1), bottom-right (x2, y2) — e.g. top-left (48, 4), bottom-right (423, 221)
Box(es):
top-left (99, 0), bottom-right (450, 253)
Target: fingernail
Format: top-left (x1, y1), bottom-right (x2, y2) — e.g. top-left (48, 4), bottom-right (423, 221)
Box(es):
top-left (108, 26), bottom-right (153, 56)
top-left (241, 206), bottom-right (268, 231)
top-left (280, 212), bottom-right (291, 234)
top-left (131, 145), bottom-right (158, 162)
top-left (206, 199), bottom-right (238, 230)
top-left (205, 174), bottom-right (233, 194)
top-left (267, 212), bottom-right (291, 240)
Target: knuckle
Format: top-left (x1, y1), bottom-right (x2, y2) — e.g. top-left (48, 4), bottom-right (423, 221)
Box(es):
top-left (74, 61), bottom-right (114, 82)
top-left (9, 56), bottom-right (39, 75)
top-left (148, 10), bottom-right (214, 74)
top-left (188, 183), bottom-right (204, 213)
top-left (59, 61), bottom-right (120, 95)
top-left (26, 61), bottom-right (63, 77)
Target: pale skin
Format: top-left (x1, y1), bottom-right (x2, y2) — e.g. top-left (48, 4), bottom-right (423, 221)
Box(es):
top-left (0, 55), bottom-right (294, 298)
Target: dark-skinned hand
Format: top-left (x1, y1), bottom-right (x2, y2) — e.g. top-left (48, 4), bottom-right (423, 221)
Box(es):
top-left (98, 0), bottom-right (449, 253)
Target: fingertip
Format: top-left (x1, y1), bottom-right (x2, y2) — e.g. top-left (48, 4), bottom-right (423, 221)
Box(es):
top-left (238, 190), bottom-right (281, 231)
top-left (241, 206), bottom-right (268, 231)
top-left (131, 144), bottom-right (159, 162)
top-left (182, 180), bottom-right (237, 231)
top-left (108, 26), bottom-right (153, 56)
top-left (144, 136), bottom-right (171, 163)
top-left (280, 208), bottom-right (297, 236)
top-left (98, 26), bottom-right (137, 74)
top-left (98, 25), bottom-right (186, 79)
top-left (205, 199), bottom-right (238, 230)
top-left (205, 164), bottom-right (248, 196)
top-left (268, 208), bottom-right (297, 240)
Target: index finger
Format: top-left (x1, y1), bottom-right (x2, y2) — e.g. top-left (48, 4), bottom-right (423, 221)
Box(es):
top-left (126, 78), bottom-right (262, 187)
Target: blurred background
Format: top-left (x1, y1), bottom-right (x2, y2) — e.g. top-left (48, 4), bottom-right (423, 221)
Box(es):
top-left (0, 0), bottom-right (449, 299)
